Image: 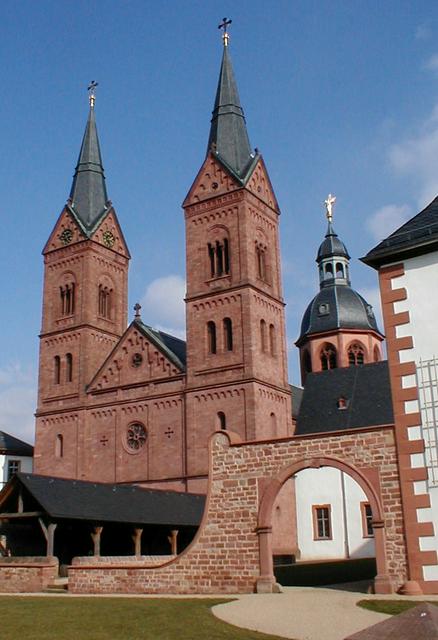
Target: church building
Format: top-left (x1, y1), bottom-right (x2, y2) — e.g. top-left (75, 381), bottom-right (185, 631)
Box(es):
top-left (3, 23), bottom-right (438, 596)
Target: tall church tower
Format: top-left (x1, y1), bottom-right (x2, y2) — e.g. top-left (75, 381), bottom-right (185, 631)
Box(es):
top-left (296, 196), bottom-right (384, 384)
top-left (34, 87), bottom-right (130, 477)
top-left (183, 27), bottom-right (292, 490)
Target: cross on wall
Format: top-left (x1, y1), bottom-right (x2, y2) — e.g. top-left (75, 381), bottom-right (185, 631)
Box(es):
top-left (164, 427), bottom-right (174, 439)
top-left (100, 435), bottom-right (109, 446)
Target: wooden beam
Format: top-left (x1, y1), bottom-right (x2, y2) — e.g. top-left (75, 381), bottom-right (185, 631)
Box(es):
top-left (91, 526), bottom-right (103, 556)
top-left (167, 529), bottom-right (179, 555)
top-left (0, 511), bottom-right (43, 519)
top-left (132, 528), bottom-right (143, 557)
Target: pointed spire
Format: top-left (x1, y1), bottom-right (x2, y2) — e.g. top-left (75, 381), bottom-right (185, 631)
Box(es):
top-left (68, 83), bottom-right (109, 232)
top-left (207, 22), bottom-right (254, 180)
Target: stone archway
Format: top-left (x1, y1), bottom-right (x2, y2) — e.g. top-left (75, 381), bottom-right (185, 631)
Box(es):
top-left (256, 456), bottom-right (393, 594)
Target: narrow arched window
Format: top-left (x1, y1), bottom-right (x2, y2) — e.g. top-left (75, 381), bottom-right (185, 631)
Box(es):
top-left (324, 263), bottom-right (333, 279)
top-left (348, 343), bottom-right (365, 366)
top-left (270, 412), bottom-right (277, 436)
top-left (223, 317), bottom-right (233, 351)
top-left (260, 319), bottom-right (267, 352)
top-left (374, 346), bottom-right (380, 362)
top-left (66, 353), bottom-right (73, 382)
top-left (256, 243), bottom-right (268, 281)
top-left (336, 263), bottom-right (344, 278)
top-left (54, 356), bottom-right (61, 384)
top-left (207, 237), bottom-right (230, 278)
top-left (208, 243), bottom-right (215, 278)
top-left (207, 321), bottom-right (217, 354)
top-left (56, 434), bottom-right (64, 458)
top-left (98, 285), bottom-right (112, 319)
top-left (269, 324), bottom-right (276, 356)
top-left (224, 238), bottom-right (230, 274)
top-left (60, 282), bottom-right (75, 316)
top-left (320, 344), bottom-right (337, 370)
top-left (217, 412), bottom-right (226, 430)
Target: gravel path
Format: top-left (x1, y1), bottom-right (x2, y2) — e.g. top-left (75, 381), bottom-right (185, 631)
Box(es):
top-left (213, 585), bottom-right (438, 640)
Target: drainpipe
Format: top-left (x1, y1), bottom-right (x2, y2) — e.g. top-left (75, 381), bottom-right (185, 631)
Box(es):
top-left (340, 471), bottom-right (350, 559)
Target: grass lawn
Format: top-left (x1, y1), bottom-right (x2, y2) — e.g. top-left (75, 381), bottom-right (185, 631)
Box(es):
top-left (0, 596), bottom-right (288, 640)
top-left (357, 599), bottom-right (438, 616)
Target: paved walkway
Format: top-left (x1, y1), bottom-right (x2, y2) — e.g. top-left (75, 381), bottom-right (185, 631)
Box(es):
top-left (213, 584), bottom-right (438, 640)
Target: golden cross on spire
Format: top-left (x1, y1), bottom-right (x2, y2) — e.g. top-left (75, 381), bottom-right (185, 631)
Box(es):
top-left (218, 17), bottom-right (232, 47)
top-left (324, 193), bottom-right (336, 222)
top-left (87, 80), bottom-right (98, 108)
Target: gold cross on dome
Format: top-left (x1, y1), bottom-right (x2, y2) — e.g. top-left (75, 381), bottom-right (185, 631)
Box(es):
top-left (218, 17), bottom-right (232, 46)
top-left (324, 193), bottom-right (336, 222)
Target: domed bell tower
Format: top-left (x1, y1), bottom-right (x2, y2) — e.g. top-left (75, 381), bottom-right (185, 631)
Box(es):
top-left (296, 195), bottom-right (384, 385)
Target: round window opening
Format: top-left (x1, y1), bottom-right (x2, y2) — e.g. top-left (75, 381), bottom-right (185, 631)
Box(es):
top-left (131, 353), bottom-right (143, 368)
top-left (126, 423), bottom-right (147, 451)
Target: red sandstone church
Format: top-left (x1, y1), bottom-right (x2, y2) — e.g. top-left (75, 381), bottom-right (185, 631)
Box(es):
top-left (2, 27), bottom-right (438, 596)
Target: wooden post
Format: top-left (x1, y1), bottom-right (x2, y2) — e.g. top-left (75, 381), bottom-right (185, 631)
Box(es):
top-left (167, 529), bottom-right (178, 555)
top-left (17, 490), bottom-right (23, 514)
top-left (132, 528), bottom-right (143, 557)
top-left (38, 519), bottom-right (57, 557)
top-left (91, 526), bottom-right (103, 556)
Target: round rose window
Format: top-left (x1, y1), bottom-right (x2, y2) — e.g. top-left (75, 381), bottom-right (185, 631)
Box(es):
top-left (126, 423), bottom-right (147, 451)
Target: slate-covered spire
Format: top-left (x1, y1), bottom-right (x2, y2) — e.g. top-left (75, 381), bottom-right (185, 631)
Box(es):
top-left (207, 26), bottom-right (255, 180)
top-left (69, 86), bottom-right (109, 233)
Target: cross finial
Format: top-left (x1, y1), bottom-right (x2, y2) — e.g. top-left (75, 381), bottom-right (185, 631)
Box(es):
top-left (134, 302), bottom-right (141, 319)
top-left (218, 17), bottom-right (232, 47)
top-left (324, 193), bottom-right (336, 222)
top-left (88, 80), bottom-right (98, 108)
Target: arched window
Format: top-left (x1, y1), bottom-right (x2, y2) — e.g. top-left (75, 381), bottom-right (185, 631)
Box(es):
top-left (348, 343), bottom-right (365, 366)
top-left (260, 319), bottom-right (267, 352)
top-left (256, 242), bottom-right (268, 281)
top-left (320, 344), bottom-right (337, 370)
top-left (270, 412), bottom-right (277, 436)
top-left (66, 353), bottom-right (73, 382)
top-left (324, 263), bottom-right (333, 279)
top-left (207, 237), bottom-right (230, 278)
top-left (217, 412), bottom-right (226, 430)
top-left (54, 356), bottom-right (61, 384)
top-left (56, 434), bottom-right (64, 458)
top-left (335, 263), bottom-right (344, 278)
top-left (98, 285), bottom-right (112, 319)
top-left (373, 346), bottom-right (380, 362)
top-left (269, 324), bottom-right (276, 356)
top-left (207, 321), bottom-right (217, 354)
top-left (223, 317), bottom-right (233, 351)
top-left (60, 282), bottom-right (75, 316)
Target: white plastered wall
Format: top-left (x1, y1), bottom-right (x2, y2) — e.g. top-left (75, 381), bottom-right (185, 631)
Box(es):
top-left (391, 251), bottom-right (438, 580)
top-left (295, 467), bottom-right (375, 560)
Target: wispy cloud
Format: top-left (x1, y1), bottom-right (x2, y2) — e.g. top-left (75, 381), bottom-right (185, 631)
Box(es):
top-left (140, 275), bottom-right (186, 337)
top-left (0, 363), bottom-right (36, 444)
top-left (416, 24), bottom-right (431, 41)
top-left (423, 53), bottom-right (438, 73)
top-left (388, 102), bottom-right (438, 207)
top-left (366, 204), bottom-right (412, 242)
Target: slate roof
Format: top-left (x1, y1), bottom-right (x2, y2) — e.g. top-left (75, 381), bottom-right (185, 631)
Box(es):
top-left (0, 432), bottom-right (33, 457)
top-left (290, 385), bottom-right (303, 420)
top-left (135, 320), bottom-right (186, 370)
top-left (207, 43), bottom-right (257, 183)
top-left (297, 285), bottom-right (382, 343)
top-left (295, 361), bottom-right (393, 435)
top-left (317, 222), bottom-right (350, 261)
top-left (68, 104), bottom-right (110, 236)
top-left (11, 474), bottom-right (204, 527)
top-left (344, 602), bottom-right (438, 639)
top-left (363, 195), bottom-right (438, 268)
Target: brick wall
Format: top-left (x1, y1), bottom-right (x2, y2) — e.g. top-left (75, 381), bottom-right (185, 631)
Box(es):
top-left (69, 427), bottom-right (407, 594)
top-left (0, 557), bottom-right (58, 593)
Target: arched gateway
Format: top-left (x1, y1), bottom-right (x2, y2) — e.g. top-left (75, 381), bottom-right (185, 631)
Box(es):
top-left (256, 456), bottom-right (391, 594)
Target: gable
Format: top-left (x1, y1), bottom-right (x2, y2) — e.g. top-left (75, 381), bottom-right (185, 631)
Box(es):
top-left (43, 207), bottom-right (87, 254)
top-left (89, 208), bottom-right (130, 258)
top-left (245, 157), bottom-right (279, 212)
top-left (183, 153), bottom-right (241, 207)
top-left (88, 322), bottom-right (184, 393)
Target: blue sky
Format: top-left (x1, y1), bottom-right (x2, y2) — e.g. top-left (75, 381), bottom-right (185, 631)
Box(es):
top-left (1, 1), bottom-right (438, 442)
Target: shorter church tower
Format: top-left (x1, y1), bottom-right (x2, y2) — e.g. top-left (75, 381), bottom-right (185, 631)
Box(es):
top-left (296, 195), bottom-right (384, 384)
top-left (34, 85), bottom-right (130, 477)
